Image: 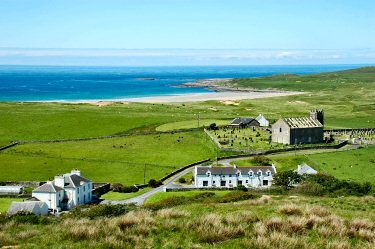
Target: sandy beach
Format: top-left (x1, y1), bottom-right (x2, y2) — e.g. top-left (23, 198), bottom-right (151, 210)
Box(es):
top-left (121, 90), bottom-right (303, 103)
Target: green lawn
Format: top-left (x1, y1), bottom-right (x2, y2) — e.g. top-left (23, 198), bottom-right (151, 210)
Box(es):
top-left (156, 119), bottom-right (230, 131)
top-left (0, 198), bottom-right (23, 214)
top-left (0, 132), bottom-right (220, 184)
top-left (101, 188), bottom-right (152, 200)
top-left (308, 145), bottom-right (375, 183)
top-left (144, 190), bottom-right (232, 204)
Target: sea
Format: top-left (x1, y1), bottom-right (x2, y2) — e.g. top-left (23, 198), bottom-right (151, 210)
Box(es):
top-left (0, 64), bottom-right (371, 102)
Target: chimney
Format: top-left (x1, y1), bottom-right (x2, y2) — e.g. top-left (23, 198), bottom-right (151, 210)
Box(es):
top-left (71, 169), bottom-right (81, 176)
top-left (234, 164), bottom-right (237, 168)
top-left (54, 175), bottom-right (65, 189)
top-left (297, 165), bottom-right (301, 171)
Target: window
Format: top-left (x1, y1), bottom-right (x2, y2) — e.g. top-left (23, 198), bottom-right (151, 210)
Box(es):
top-left (207, 173), bottom-right (211, 177)
top-left (249, 172), bottom-right (253, 177)
top-left (221, 181), bottom-right (226, 187)
top-left (83, 186), bottom-right (85, 191)
top-left (238, 180), bottom-right (242, 185)
top-left (258, 171), bottom-right (262, 176)
top-left (213, 181), bottom-right (215, 184)
top-left (237, 172), bottom-right (240, 176)
top-left (229, 180), bottom-right (232, 184)
top-left (267, 171), bottom-right (271, 176)
top-left (203, 181), bottom-right (208, 187)
top-left (246, 180), bottom-right (249, 183)
top-left (263, 180), bottom-right (269, 186)
top-left (77, 188), bottom-right (79, 193)
top-left (280, 127), bottom-right (282, 132)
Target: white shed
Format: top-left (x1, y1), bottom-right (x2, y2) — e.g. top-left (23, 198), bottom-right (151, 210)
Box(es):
top-left (7, 201), bottom-right (49, 216)
top-left (256, 114), bottom-right (269, 127)
top-left (0, 186), bottom-right (24, 195)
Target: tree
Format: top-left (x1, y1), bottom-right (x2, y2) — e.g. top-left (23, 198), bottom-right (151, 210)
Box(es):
top-left (273, 170), bottom-right (301, 189)
top-left (148, 179), bottom-right (163, 188)
top-left (209, 123), bottom-right (219, 130)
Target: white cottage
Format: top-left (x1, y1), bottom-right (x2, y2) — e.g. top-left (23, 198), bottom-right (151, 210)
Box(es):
top-left (32, 169), bottom-right (92, 212)
top-left (256, 114), bottom-right (269, 127)
top-left (194, 164), bottom-right (276, 188)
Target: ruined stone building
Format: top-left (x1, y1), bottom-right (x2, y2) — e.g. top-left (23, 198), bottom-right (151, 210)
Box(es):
top-left (272, 110), bottom-right (324, 145)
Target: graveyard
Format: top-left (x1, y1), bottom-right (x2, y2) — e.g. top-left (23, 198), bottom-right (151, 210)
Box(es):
top-left (207, 126), bottom-right (338, 151)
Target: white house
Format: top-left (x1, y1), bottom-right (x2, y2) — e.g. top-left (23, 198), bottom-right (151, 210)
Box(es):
top-left (194, 164), bottom-right (276, 188)
top-left (32, 169), bottom-right (92, 212)
top-left (294, 163), bottom-right (318, 175)
top-left (7, 201), bottom-right (49, 216)
top-left (256, 114), bottom-right (269, 127)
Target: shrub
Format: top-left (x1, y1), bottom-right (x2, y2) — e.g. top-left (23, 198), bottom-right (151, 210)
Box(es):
top-left (178, 177), bottom-right (186, 184)
top-left (234, 184), bottom-right (248, 192)
top-left (251, 155), bottom-right (271, 165)
top-left (209, 123), bottom-right (218, 130)
top-left (112, 183), bottom-right (125, 192)
top-left (9, 211), bottom-right (49, 224)
top-left (273, 170), bottom-right (301, 189)
top-left (292, 182), bottom-right (323, 196)
top-left (148, 179), bottom-right (163, 188)
top-left (122, 186), bottom-right (139, 193)
top-left (215, 192), bottom-right (258, 203)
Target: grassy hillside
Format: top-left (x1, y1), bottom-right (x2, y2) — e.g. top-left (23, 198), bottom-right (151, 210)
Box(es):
top-left (1, 195), bottom-right (374, 248)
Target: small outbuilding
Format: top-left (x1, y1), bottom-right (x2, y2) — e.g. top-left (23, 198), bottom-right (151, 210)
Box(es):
top-left (0, 186), bottom-right (24, 195)
top-left (256, 114), bottom-right (269, 127)
top-left (229, 117), bottom-right (260, 128)
top-left (294, 164), bottom-right (318, 175)
top-left (7, 201), bottom-right (49, 216)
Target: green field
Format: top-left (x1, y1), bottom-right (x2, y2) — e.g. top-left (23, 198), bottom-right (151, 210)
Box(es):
top-left (0, 132), bottom-right (220, 184)
top-left (156, 119), bottom-right (230, 131)
top-left (0, 198), bottom-right (23, 214)
top-left (101, 188), bottom-right (152, 200)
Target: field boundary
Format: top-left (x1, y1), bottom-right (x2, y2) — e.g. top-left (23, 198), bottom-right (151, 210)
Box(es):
top-left (135, 158), bottom-right (211, 188)
top-left (216, 141), bottom-right (348, 160)
top-left (0, 142), bottom-right (19, 151)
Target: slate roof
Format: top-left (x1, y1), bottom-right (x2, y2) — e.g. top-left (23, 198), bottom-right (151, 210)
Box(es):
top-left (281, 117), bottom-right (322, 129)
top-left (33, 182), bottom-right (63, 193)
top-left (294, 164), bottom-right (318, 175)
top-left (196, 166), bottom-right (276, 175)
top-left (64, 174), bottom-right (91, 188)
top-left (230, 117), bottom-right (256, 125)
top-left (7, 201), bottom-right (47, 215)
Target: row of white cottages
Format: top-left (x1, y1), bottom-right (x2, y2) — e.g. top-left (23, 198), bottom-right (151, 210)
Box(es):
top-left (194, 163), bottom-right (317, 188)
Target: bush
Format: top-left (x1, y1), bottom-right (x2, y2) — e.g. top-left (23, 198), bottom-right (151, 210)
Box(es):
top-left (209, 123), bottom-right (219, 130)
top-left (148, 179), bottom-right (163, 188)
top-left (122, 186), bottom-right (139, 193)
top-left (251, 155), bottom-right (271, 165)
top-left (9, 211), bottom-right (49, 224)
top-left (273, 170), bottom-right (301, 189)
top-left (234, 184), bottom-right (248, 192)
top-left (112, 183), bottom-right (124, 192)
top-left (292, 182), bottom-right (324, 196)
top-left (215, 192), bottom-right (258, 203)
top-left (178, 177), bottom-right (186, 184)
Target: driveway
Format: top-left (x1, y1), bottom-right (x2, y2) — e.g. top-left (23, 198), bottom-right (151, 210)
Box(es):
top-left (102, 167), bottom-right (195, 206)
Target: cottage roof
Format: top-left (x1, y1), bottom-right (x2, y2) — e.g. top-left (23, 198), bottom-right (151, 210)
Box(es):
top-left (33, 182), bottom-right (63, 193)
top-left (7, 201), bottom-right (47, 215)
top-left (64, 174), bottom-right (91, 188)
top-left (281, 117), bottom-right (322, 129)
top-left (230, 117), bottom-right (256, 125)
top-left (197, 166), bottom-right (275, 175)
top-left (294, 164), bottom-right (318, 175)
top-left (256, 114), bottom-right (267, 121)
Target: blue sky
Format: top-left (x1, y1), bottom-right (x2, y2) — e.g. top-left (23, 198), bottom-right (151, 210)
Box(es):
top-left (0, 0), bottom-right (374, 65)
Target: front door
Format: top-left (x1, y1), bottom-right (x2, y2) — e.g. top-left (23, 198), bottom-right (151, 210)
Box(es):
top-left (221, 181), bottom-right (226, 187)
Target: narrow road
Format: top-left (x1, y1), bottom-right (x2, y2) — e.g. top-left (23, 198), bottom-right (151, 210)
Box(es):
top-left (102, 167), bottom-right (195, 206)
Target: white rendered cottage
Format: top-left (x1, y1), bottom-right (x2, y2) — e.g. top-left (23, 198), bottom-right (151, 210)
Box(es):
top-left (256, 114), bottom-right (269, 127)
top-left (194, 164), bottom-right (276, 188)
top-left (32, 169), bottom-right (92, 212)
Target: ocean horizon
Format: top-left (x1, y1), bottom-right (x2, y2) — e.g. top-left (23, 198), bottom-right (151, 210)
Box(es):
top-left (0, 64), bottom-right (372, 102)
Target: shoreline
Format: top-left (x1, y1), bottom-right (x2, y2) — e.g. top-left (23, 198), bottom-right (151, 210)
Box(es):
top-left (16, 90), bottom-right (304, 104)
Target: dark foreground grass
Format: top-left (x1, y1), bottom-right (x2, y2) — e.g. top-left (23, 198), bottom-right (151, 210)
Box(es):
top-left (1, 194), bottom-right (375, 248)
